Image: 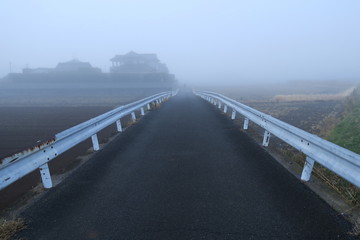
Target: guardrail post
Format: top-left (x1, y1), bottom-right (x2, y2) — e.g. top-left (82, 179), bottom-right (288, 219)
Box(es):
top-left (262, 130), bottom-right (271, 147)
top-left (244, 118), bottom-right (249, 130)
top-left (39, 163), bottom-right (53, 189)
top-left (223, 105), bottom-right (228, 113)
top-left (301, 156), bottom-right (315, 181)
top-left (141, 107), bottom-right (145, 116)
top-left (91, 134), bottom-right (100, 151)
top-left (231, 109), bottom-right (236, 119)
top-left (147, 103), bottom-right (151, 110)
top-left (218, 101), bottom-right (222, 109)
top-left (131, 112), bottom-right (136, 122)
top-left (116, 119), bottom-right (122, 132)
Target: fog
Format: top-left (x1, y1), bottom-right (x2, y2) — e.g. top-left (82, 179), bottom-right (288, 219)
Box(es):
top-left (1, 0), bottom-right (360, 85)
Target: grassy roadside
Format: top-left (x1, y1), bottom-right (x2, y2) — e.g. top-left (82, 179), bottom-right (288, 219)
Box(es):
top-left (328, 90), bottom-right (360, 154)
top-left (0, 218), bottom-right (25, 240)
top-left (320, 89), bottom-right (360, 205)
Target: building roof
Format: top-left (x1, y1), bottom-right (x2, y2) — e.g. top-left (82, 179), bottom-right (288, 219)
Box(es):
top-left (55, 59), bottom-right (93, 71)
top-left (110, 51), bottom-right (159, 62)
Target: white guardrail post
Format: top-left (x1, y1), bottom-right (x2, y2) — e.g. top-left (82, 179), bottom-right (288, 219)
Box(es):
top-left (301, 156), bottom-right (315, 181)
top-left (262, 130), bottom-right (271, 147)
top-left (243, 118), bottom-right (249, 130)
top-left (231, 109), bottom-right (236, 119)
top-left (91, 134), bottom-right (100, 151)
top-left (223, 105), bottom-right (228, 113)
top-left (0, 91), bottom-right (175, 190)
top-left (131, 112), bottom-right (136, 122)
top-left (39, 163), bottom-right (52, 189)
top-left (194, 90), bottom-right (360, 188)
top-left (116, 119), bottom-right (123, 132)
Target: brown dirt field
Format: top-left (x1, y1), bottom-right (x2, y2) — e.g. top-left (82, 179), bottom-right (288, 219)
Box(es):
top-left (197, 81), bottom-right (357, 102)
top-left (0, 88), bottom-right (169, 107)
top-left (0, 107), bottom-right (112, 159)
top-left (246, 100), bottom-right (343, 137)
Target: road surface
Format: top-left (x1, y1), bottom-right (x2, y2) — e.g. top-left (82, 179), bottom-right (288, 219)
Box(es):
top-left (17, 90), bottom-right (355, 239)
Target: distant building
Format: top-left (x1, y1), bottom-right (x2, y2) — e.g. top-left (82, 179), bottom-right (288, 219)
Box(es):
top-left (54, 59), bottom-right (101, 73)
top-left (22, 68), bottom-right (53, 74)
top-left (110, 51), bottom-right (169, 73)
top-left (22, 59), bottom-right (101, 74)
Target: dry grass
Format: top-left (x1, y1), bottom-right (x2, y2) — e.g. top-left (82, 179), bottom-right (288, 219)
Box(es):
top-left (0, 218), bottom-right (25, 240)
top-left (313, 165), bottom-right (360, 204)
top-left (279, 146), bottom-right (360, 205)
top-left (349, 221), bottom-right (360, 236)
top-left (273, 87), bottom-right (356, 102)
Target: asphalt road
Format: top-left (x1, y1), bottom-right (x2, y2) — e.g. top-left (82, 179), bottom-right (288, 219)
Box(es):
top-left (17, 90), bottom-right (355, 239)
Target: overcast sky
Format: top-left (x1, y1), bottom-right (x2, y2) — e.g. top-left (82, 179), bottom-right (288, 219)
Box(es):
top-left (1, 0), bottom-right (360, 84)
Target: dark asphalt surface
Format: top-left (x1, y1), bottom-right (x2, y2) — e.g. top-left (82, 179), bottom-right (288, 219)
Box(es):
top-left (17, 90), bottom-right (355, 239)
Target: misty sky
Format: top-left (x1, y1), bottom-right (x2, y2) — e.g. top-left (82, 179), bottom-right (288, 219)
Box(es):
top-left (1, 0), bottom-right (360, 84)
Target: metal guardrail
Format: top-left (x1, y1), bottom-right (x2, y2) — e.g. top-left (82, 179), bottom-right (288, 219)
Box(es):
top-left (195, 90), bottom-right (360, 188)
top-left (0, 91), bottom-right (175, 190)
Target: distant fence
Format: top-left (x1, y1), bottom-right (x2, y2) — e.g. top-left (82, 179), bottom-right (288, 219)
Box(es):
top-left (0, 91), bottom-right (176, 190)
top-left (195, 90), bottom-right (360, 188)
